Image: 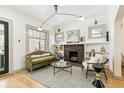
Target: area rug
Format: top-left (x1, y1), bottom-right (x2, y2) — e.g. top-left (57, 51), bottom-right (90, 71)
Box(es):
top-left (28, 66), bottom-right (97, 88)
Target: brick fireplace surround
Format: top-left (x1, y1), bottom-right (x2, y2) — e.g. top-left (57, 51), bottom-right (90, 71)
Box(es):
top-left (64, 44), bottom-right (84, 64)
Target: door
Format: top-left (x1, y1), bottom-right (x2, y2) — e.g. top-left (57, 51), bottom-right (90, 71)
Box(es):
top-left (0, 20), bottom-right (9, 74)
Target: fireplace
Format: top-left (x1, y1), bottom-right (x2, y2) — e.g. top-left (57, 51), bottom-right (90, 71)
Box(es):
top-left (69, 51), bottom-right (78, 62)
top-left (64, 44), bottom-right (84, 64)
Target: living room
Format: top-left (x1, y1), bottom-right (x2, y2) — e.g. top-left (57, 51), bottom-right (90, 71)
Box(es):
top-left (0, 1), bottom-right (124, 91)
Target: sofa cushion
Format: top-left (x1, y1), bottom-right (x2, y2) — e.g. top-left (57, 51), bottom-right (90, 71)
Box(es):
top-left (83, 57), bottom-right (98, 70)
top-left (32, 55), bottom-right (56, 65)
top-left (41, 53), bottom-right (51, 57)
top-left (88, 57), bottom-right (99, 63)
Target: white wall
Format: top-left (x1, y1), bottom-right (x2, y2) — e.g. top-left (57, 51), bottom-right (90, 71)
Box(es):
top-left (0, 6), bottom-right (54, 71)
top-left (107, 5), bottom-right (119, 76)
top-left (114, 19), bottom-right (122, 77)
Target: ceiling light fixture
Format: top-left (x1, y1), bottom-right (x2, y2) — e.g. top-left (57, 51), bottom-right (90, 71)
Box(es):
top-left (38, 5), bottom-right (84, 31)
top-left (77, 16), bottom-right (84, 21)
top-left (37, 26), bottom-right (43, 31)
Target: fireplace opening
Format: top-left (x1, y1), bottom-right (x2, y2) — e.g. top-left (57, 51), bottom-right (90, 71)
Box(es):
top-left (69, 51), bottom-right (78, 63)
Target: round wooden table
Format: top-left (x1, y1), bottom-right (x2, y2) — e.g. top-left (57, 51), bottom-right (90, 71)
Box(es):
top-left (51, 61), bottom-right (73, 76)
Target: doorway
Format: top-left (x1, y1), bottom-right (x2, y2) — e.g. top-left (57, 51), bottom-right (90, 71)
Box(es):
top-left (0, 20), bottom-right (9, 74)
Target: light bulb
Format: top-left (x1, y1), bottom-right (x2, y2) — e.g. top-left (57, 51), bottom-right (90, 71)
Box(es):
top-left (38, 27), bottom-right (43, 31)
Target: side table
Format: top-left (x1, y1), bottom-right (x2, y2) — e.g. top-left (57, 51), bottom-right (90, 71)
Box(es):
top-left (92, 63), bottom-right (105, 88)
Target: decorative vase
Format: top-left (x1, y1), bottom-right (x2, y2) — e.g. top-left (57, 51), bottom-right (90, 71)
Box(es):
top-left (80, 36), bottom-right (85, 42)
top-left (80, 37), bottom-right (83, 42)
top-left (106, 31), bottom-right (109, 41)
top-left (100, 46), bottom-right (106, 52)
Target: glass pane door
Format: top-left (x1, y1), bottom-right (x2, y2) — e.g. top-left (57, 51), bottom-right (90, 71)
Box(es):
top-left (0, 20), bottom-right (9, 74)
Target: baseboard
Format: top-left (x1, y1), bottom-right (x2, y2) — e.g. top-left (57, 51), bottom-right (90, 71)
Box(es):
top-left (0, 67), bottom-right (27, 77)
top-left (107, 68), bottom-right (123, 79)
top-left (113, 75), bottom-right (123, 79)
top-left (110, 70), bottom-right (123, 79)
top-left (13, 67), bottom-right (27, 73)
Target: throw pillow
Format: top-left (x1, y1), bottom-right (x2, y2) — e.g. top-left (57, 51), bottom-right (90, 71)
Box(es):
top-left (88, 57), bottom-right (99, 63)
top-left (95, 54), bottom-right (106, 63)
top-left (31, 55), bottom-right (42, 58)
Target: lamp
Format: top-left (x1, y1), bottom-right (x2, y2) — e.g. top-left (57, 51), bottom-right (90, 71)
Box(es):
top-left (38, 5), bottom-right (84, 31)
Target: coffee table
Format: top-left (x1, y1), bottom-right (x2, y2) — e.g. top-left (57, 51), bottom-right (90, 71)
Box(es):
top-left (51, 61), bottom-right (73, 76)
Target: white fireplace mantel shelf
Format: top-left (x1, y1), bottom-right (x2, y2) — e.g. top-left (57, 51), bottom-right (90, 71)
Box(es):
top-left (54, 41), bottom-right (110, 45)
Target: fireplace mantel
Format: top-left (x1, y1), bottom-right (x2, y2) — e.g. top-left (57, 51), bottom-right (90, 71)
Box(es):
top-left (54, 41), bottom-right (109, 46)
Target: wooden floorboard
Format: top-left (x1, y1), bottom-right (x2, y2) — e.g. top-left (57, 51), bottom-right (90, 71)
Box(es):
top-left (104, 67), bottom-right (124, 88)
top-left (0, 72), bottom-right (47, 88)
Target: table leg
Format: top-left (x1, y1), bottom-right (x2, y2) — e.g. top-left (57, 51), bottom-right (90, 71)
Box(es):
top-left (70, 66), bottom-right (72, 75)
top-left (54, 67), bottom-right (55, 76)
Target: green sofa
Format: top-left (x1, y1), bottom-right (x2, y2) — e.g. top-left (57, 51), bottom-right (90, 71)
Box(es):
top-left (25, 51), bottom-right (59, 72)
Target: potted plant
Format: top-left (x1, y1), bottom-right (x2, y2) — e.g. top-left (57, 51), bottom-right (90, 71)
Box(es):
top-left (59, 55), bottom-right (64, 62)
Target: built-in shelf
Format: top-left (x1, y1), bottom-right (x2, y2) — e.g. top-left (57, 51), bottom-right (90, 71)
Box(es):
top-left (85, 41), bottom-right (110, 44)
top-left (86, 51), bottom-right (109, 54)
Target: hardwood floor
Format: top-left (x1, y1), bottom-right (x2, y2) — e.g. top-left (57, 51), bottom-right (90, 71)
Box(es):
top-left (0, 68), bottom-right (124, 88)
top-left (0, 72), bottom-right (47, 88)
top-left (104, 68), bottom-right (124, 88)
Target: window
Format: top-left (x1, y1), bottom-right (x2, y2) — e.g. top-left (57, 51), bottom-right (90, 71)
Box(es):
top-left (26, 25), bottom-right (49, 54)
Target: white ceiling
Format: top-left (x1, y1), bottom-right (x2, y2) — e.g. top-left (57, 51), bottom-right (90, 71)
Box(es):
top-left (6, 5), bottom-right (110, 27)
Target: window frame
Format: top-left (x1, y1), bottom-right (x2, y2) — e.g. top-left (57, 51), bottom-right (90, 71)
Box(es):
top-left (26, 25), bottom-right (49, 54)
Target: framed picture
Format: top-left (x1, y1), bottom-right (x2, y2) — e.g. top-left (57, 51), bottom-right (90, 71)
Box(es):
top-left (55, 32), bottom-right (64, 43)
top-left (88, 24), bottom-right (107, 39)
top-left (66, 29), bottom-right (80, 43)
